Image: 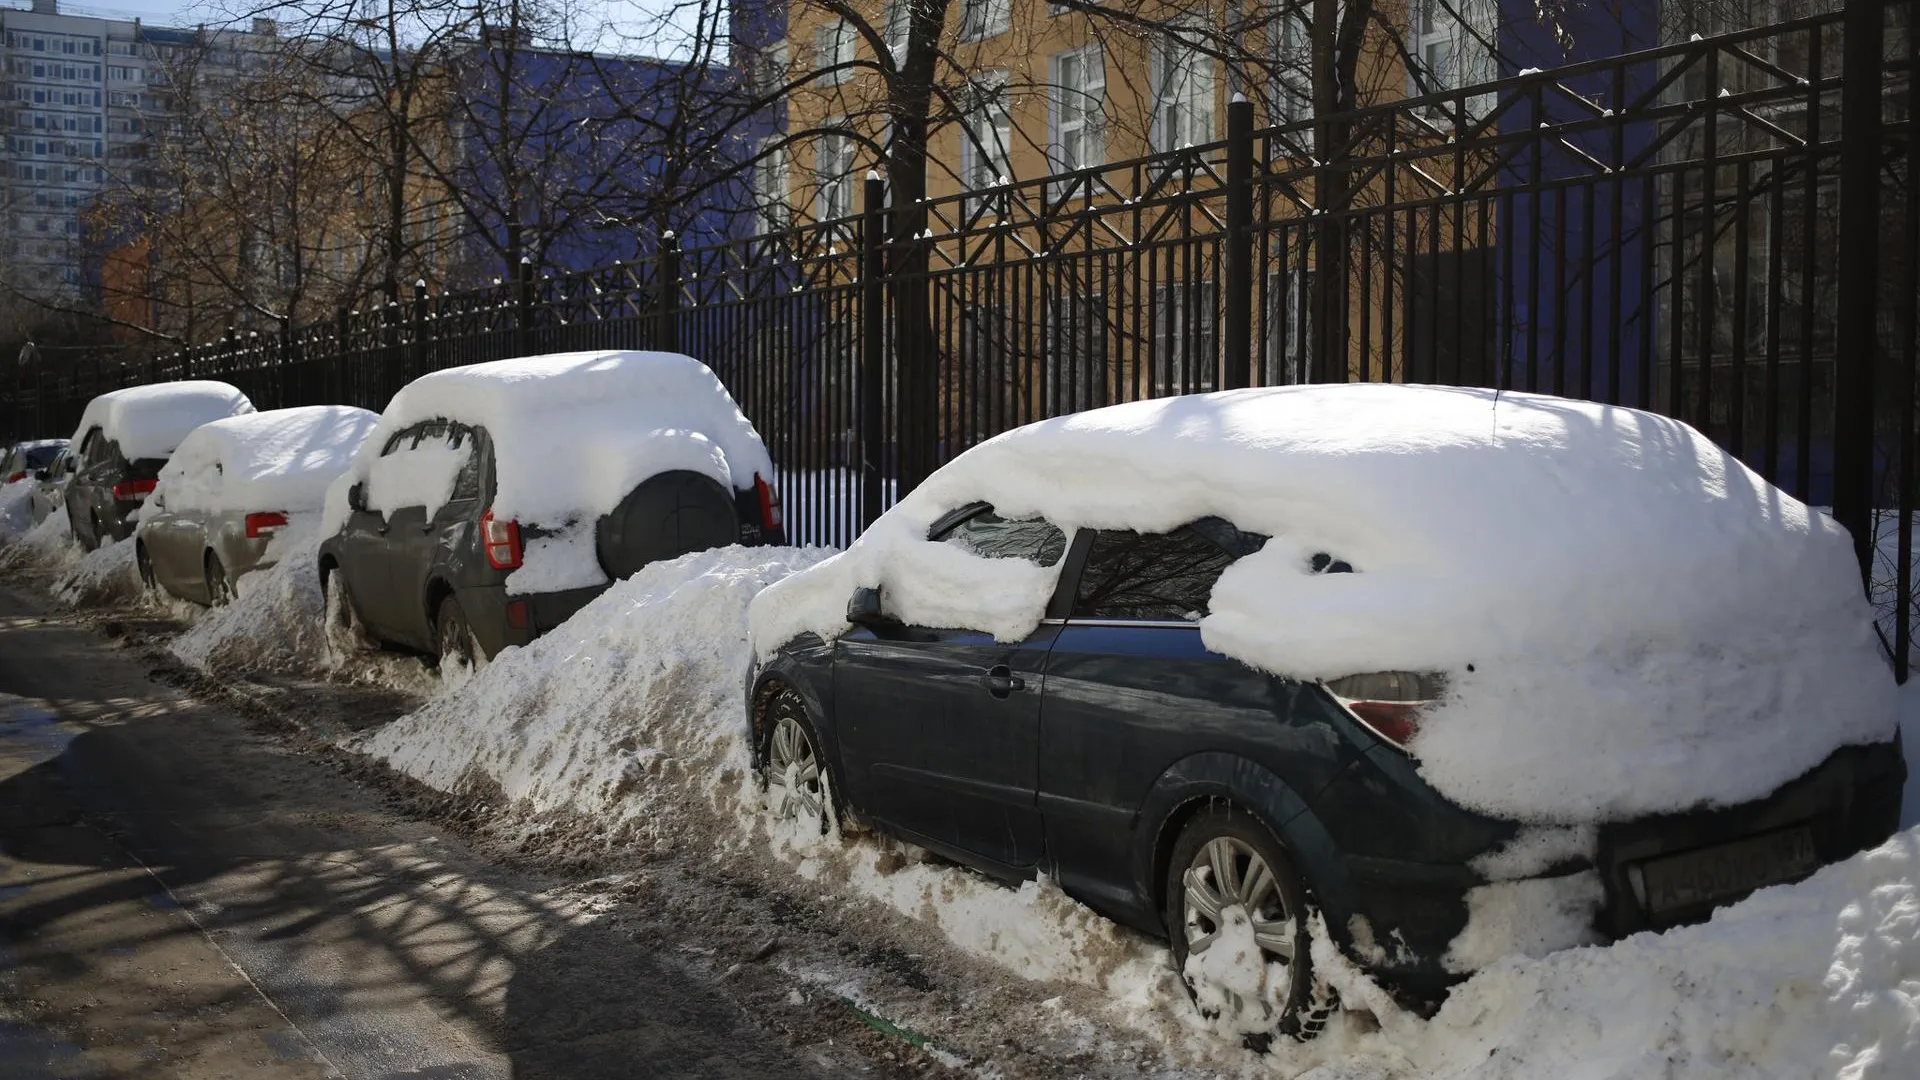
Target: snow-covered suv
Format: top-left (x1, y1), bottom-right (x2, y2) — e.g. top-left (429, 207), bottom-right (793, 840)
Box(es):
top-left (320, 350), bottom-right (782, 668)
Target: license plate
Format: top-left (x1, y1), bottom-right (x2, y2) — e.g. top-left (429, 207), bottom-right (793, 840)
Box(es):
top-left (1638, 826), bottom-right (1818, 917)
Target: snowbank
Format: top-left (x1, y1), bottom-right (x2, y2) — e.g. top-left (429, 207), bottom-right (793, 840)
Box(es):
top-left (0, 479), bottom-right (33, 538)
top-left (69, 381), bottom-right (254, 461)
top-left (321, 351), bottom-right (773, 593)
top-left (170, 527), bottom-right (330, 673)
top-left (156, 406), bottom-right (377, 515)
top-left (1320, 826), bottom-right (1920, 1080)
top-left (0, 509), bottom-right (78, 575)
top-left (50, 537), bottom-right (139, 608)
top-left (750, 385), bottom-right (1894, 825)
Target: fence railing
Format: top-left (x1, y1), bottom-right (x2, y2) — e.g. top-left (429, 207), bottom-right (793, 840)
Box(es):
top-left (6, 2), bottom-right (1916, 675)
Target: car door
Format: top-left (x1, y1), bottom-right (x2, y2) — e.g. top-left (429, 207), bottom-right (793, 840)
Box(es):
top-left (386, 422), bottom-right (485, 650)
top-left (65, 428), bottom-right (108, 544)
top-left (831, 506), bottom-right (1070, 873)
top-left (333, 423), bottom-right (421, 641)
top-left (140, 487), bottom-right (193, 599)
top-left (1036, 521), bottom-right (1364, 912)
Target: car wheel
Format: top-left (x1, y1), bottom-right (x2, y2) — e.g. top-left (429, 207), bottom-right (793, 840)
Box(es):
top-left (1165, 805), bottom-right (1337, 1047)
top-left (435, 594), bottom-right (484, 676)
top-left (204, 552), bottom-right (232, 607)
top-left (135, 541), bottom-right (156, 591)
top-left (757, 685), bottom-right (834, 834)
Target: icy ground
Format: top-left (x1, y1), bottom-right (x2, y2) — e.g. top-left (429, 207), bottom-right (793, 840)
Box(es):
top-left (5, 525), bottom-right (1917, 1078)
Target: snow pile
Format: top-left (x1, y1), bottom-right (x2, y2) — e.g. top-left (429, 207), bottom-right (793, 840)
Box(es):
top-left (1323, 826), bottom-right (1920, 1080)
top-left (751, 385), bottom-right (1894, 825)
top-left (69, 381), bottom-right (254, 461)
top-left (0, 509), bottom-right (78, 576)
top-left (0, 479), bottom-right (33, 537)
top-left (170, 527), bottom-right (329, 674)
top-left (50, 537), bottom-right (138, 608)
top-left (322, 351), bottom-right (773, 593)
top-left (156, 406), bottom-right (377, 515)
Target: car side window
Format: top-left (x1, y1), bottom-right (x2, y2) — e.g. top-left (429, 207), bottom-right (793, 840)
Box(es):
top-left (78, 429), bottom-right (101, 466)
top-left (932, 507), bottom-right (1068, 566)
top-left (1072, 520), bottom-right (1268, 622)
top-left (447, 425), bottom-right (480, 501)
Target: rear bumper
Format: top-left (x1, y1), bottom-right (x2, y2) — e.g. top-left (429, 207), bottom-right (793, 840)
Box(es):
top-left (1341, 738), bottom-right (1906, 1009)
top-left (459, 582), bottom-right (605, 659)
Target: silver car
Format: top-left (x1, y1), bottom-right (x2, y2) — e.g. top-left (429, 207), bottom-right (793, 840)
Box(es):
top-left (135, 405), bottom-right (379, 605)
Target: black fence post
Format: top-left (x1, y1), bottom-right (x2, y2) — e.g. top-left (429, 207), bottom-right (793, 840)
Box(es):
top-left (335, 307), bottom-right (352, 408)
top-left (411, 279), bottom-right (429, 382)
top-left (860, 172), bottom-right (887, 532)
top-left (656, 233), bottom-right (681, 354)
top-left (1223, 95), bottom-right (1255, 391)
top-left (1834, 0), bottom-right (1884, 592)
top-left (516, 257), bottom-right (535, 358)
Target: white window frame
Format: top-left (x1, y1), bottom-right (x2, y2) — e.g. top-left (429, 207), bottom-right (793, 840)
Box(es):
top-left (814, 123), bottom-right (854, 223)
top-left (1406, 0), bottom-right (1497, 120)
top-left (959, 72), bottom-right (1012, 192)
top-left (1151, 22), bottom-right (1217, 152)
top-left (959, 0), bottom-right (1011, 42)
top-left (884, 0), bottom-right (911, 65)
top-left (754, 137), bottom-right (792, 235)
top-left (1049, 45), bottom-right (1106, 182)
top-left (815, 20), bottom-right (854, 86)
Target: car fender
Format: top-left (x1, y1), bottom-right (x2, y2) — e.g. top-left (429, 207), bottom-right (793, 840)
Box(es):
top-left (1132, 751), bottom-right (1359, 944)
top-left (746, 638), bottom-right (844, 784)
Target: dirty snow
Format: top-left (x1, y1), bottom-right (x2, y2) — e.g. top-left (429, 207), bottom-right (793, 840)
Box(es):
top-left (751, 385), bottom-right (1894, 825)
top-left (156, 406), bottom-right (377, 516)
top-left (1181, 905), bottom-right (1288, 1038)
top-left (69, 381), bottom-right (254, 461)
top-left (50, 536), bottom-right (139, 608)
top-left (0, 479), bottom-right (33, 537)
top-left (1442, 871), bottom-right (1605, 972)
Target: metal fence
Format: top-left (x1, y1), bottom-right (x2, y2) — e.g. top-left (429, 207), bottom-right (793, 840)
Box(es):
top-left (6, 2), bottom-right (1916, 674)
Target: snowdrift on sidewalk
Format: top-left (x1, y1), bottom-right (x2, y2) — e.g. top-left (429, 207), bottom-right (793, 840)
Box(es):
top-left (751, 385), bottom-right (1894, 825)
top-left (69, 381), bottom-right (254, 461)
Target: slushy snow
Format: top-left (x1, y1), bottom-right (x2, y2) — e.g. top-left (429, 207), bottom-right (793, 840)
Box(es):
top-left (750, 385), bottom-right (1894, 824)
top-left (322, 350), bottom-right (774, 593)
top-left (69, 381), bottom-right (254, 461)
top-left (155, 406), bottom-right (378, 516)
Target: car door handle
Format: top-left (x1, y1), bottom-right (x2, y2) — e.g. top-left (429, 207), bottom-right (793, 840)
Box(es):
top-left (981, 665), bottom-right (1025, 697)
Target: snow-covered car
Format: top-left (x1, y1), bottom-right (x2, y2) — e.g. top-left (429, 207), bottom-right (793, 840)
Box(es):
top-left (1, 438), bottom-right (66, 484)
top-left (66, 382), bottom-right (255, 550)
top-left (135, 406), bottom-right (379, 606)
top-left (29, 446), bottom-right (75, 525)
top-left (745, 384), bottom-right (1905, 1043)
top-left (320, 350), bottom-right (782, 668)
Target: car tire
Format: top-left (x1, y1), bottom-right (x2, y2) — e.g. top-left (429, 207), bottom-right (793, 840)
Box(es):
top-left (755, 684), bottom-right (837, 835)
top-left (435, 594), bottom-right (484, 675)
top-left (135, 541), bottom-right (156, 591)
top-left (1164, 804), bottom-right (1337, 1048)
top-left (204, 552), bottom-right (232, 607)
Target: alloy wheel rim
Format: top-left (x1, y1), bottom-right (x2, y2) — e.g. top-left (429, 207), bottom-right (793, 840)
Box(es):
top-left (1182, 836), bottom-right (1296, 963)
top-left (766, 711), bottom-right (824, 822)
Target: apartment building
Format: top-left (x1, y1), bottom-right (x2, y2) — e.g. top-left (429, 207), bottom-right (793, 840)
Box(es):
top-left (0, 0), bottom-right (270, 296)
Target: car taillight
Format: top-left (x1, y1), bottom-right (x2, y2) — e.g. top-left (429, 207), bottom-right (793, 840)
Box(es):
top-left (505, 598), bottom-right (530, 629)
top-left (111, 479), bottom-right (157, 501)
top-left (245, 511), bottom-right (288, 538)
top-left (754, 473), bottom-right (782, 532)
top-left (1324, 671), bottom-right (1447, 750)
top-left (481, 508), bottom-right (522, 570)
top-left (5, 471), bottom-right (23, 483)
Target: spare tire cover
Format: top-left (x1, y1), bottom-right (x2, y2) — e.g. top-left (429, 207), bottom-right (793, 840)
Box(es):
top-left (596, 470), bottom-right (739, 581)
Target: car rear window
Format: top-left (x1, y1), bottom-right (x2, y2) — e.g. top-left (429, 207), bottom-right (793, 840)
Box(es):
top-left (1072, 519), bottom-right (1268, 622)
top-left (23, 445), bottom-right (61, 469)
top-left (934, 507), bottom-right (1067, 566)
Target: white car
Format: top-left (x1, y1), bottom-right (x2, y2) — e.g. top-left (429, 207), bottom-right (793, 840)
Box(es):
top-left (136, 406), bottom-right (379, 605)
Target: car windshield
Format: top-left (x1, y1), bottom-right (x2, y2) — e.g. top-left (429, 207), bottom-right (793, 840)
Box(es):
top-left (23, 445), bottom-right (62, 469)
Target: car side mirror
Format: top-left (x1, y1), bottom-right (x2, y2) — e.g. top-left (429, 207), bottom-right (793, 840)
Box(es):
top-left (847, 586), bottom-right (897, 629)
top-left (347, 481), bottom-right (367, 512)
top-left (32, 469), bottom-right (47, 482)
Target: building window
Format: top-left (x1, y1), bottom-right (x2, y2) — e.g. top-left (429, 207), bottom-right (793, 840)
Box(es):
top-left (814, 124), bottom-right (853, 223)
top-left (884, 0), bottom-right (911, 64)
top-left (747, 39), bottom-right (787, 99)
top-left (1407, 0), bottom-right (1497, 118)
top-left (754, 138), bottom-right (791, 235)
top-left (1049, 45), bottom-right (1105, 180)
top-left (959, 73), bottom-right (1011, 191)
top-left (814, 20), bottom-right (854, 86)
top-left (959, 0), bottom-right (1011, 41)
top-left (1047, 293), bottom-right (1110, 411)
top-left (1153, 282), bottom-right (1219, 393)
top-left (1152, 22), bottom-right (1217, 151)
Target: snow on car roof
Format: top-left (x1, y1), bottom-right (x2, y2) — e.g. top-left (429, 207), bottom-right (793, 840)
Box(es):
top-left (750, 383), bottom-right (1895, 824)
top-left (155, 406), bottom-right (380, 516)
top-left (70, 381), bottom-right (255, 462)
top-left (321, 351), bottom-right (774, 591)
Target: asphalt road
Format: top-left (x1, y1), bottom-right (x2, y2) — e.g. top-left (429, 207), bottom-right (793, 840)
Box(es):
top-left (0, 583), bottom-right (865, 1080)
